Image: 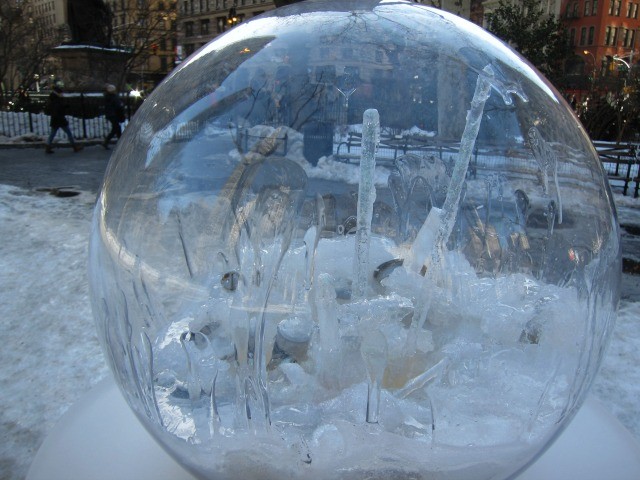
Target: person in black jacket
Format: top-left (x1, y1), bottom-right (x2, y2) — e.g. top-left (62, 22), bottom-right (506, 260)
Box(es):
top-left (45, 84), bottom-right (82, 154)
top-left (102, 84), bottom-right (125, 149)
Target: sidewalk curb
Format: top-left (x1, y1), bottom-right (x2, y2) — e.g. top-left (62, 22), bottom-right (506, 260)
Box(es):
top-left (0, 140), bottom-right (105, 150)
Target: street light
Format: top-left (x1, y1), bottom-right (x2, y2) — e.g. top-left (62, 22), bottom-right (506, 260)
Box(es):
top-left (583, 49), bottom-right (597, 78)
top-left (227, 5), bottom-right (239, 26)
top-left (613, 55), bottom-right (631, 72)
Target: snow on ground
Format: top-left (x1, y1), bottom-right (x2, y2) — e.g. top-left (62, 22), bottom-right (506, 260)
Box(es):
top-left (0, 184), bottom-right (638, 480)
top-left (0, 186), bottom-right (109, 480)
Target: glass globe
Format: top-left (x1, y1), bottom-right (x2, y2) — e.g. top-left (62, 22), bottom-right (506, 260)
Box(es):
top-left (89, 1), bottom-right (621, 479)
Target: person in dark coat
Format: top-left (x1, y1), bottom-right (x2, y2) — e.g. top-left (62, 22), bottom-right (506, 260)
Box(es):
top-left (102, 84), bottom-right (125, 149)
top-left (45, 84), bottom-right (82, 154)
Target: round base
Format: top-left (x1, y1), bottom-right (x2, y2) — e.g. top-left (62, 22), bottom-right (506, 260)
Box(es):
top-left (27, 376), bottom-right (640, 480)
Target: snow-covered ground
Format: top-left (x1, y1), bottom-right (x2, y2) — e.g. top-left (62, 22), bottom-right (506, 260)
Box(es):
top-left (0, 179), bottom-right (638, 480)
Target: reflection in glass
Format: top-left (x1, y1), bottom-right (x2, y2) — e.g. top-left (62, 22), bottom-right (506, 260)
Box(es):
top-left (90, 2), bottom-right (620, 479)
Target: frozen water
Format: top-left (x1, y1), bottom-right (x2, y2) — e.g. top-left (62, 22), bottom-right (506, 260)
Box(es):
top-left (353, 109), bottom-right (380, 300)
top-left (85, 2), bottom-right (622, 479)
top-left (433, 65), bottom-right (495, 272)
top-left (0, 176), bottom-right (638, 480)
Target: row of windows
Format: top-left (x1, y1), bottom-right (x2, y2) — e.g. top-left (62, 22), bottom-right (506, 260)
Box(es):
top-left (184, 10), bottom-right (269, 37)
top-left (567, 0), bottom-right (639, 17)
top-left (109, 0), bottom-right (171, 13)
top-left (608, 0), bottom-right (640, 16)
top-left (567, 0), bottom-right (598, 17)
top-left (181, 0), bottom-right (267, 15)
top-left (570, 26), bottom-right (595, 45)
top-left (156, 37), bottom-right (179, 51)
top-left (626, 1), bottom-right (640, 17)
top-left (182, 43), bottom-right (199, 57)
top-left (33, 1), bottom-right (55, 17)
top-left (39, 14), bottom-right (56, 27)
top-left (608, 0), bottom-right (622, 15)
top-left (604, 25), bottom-right (637, 45)
top-left (570, 24), bottom-right (637, 47)
top-left (184, 19), bottom-right (211, 36)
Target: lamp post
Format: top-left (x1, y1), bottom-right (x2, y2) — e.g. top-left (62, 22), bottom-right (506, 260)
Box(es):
top-left (227, 4), bottom-right (239, 27)
top-left (613, 55), bottom-right (632, 78)
top-left (583, 50), bottom-right (597, 77)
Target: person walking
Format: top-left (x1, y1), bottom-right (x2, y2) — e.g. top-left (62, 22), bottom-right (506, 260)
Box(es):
top-left (45, 83), bottom-right (82, 154)
top-left (102, 84), bottom-right (125, 149)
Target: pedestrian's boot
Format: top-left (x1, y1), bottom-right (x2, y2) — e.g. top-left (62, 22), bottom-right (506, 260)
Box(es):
top-left (73, 145), bottom-right (83, 153)
top-left (45, 145), bottom-right (54, 154)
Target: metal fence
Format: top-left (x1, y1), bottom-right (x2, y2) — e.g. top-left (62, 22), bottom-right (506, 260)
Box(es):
top-left (0, 93), bottom-right (139, 141)
top-left (1, 110), bottom-right (638, 197)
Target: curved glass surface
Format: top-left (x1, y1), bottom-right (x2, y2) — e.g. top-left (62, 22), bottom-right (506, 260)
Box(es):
top-left (89, 1), bottom-right (620, 479)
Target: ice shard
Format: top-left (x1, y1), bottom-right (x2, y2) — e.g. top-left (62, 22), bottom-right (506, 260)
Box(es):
top-left (353, 108), bottom-right (380, 300)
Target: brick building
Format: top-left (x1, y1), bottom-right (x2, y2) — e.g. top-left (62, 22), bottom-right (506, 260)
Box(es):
top-left (562, 0), bottom-right (640, 76)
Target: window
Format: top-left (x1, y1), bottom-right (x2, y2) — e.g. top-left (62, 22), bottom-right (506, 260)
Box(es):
top-left (624, 28), bottom-right (636, 46)
top-left (634, 3), bottom-right (639, 17)
top-left (605, 25), bottom-right (612, 44)
top-left (609, 0), bottom-right (614, 14)
top-left (580, 26), bottom-right (587, 45)
top-left (200, 19), bottom-right (210, 35)
top-left (615, 0), bottom-right (621, 15)
top-left (627, 1), bottom-right (632, 16)
top-left (185, 21), bottom-right (194, 37)
top-left (570, 28), bottom-right (576, 45)
top-left (612, 26), bottom-right (619, 44)
top-left (216, 16), bottom-right (226, 33)
top-left (588, 26), bottom-right (595, 44)
top-left (573, 2), bottom-right (580, 15)
top-left (585, 0), bottom-right (590, 15)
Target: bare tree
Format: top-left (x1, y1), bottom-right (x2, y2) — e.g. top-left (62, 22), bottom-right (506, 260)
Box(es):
top-left (107, 0), bottom-right (177, 91)
top-left (0, 0), bottom-right (59, 103)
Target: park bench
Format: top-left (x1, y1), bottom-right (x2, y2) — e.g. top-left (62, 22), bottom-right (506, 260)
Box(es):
top-left (236, 126), bottom-right (289, 156)
top-left (335, 131), bottom-right (400, 165)
top-left (334, 132), bottom-right (458, 166)
top-left (593, 141), bottom-right (639, 198)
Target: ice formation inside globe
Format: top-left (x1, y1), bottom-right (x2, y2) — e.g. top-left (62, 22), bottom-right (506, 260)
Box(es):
top-left (89, 1), bottom-right (621, 479)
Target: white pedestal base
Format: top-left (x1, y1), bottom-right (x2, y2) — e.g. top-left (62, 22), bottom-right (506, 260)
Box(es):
top-left (27, 376), bottom-right (640, 480)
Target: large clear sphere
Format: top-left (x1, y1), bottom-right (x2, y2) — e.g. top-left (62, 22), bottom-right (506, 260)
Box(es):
top-left (89, 1), bottom-right (620, 479)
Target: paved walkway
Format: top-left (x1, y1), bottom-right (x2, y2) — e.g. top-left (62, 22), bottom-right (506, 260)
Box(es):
top-left (0, 143), bottom-right (112, 194)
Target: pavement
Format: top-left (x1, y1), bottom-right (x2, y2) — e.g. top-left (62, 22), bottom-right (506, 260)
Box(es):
top-left (0, 143), bottom-right (112, 194)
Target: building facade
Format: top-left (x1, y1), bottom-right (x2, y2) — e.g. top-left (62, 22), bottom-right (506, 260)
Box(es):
top-left (106, 0), bottom-right (179, 89)
top-left (175, 0), bottom-right (490, 65)
top-left (562, 0), bottom-right (640, 75)
top-left (177, 0), bottom-right (275, 60)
